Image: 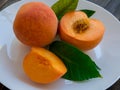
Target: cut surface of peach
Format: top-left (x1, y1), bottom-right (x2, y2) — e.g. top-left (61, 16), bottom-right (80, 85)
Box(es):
top-left (23, 47), bottom-right (67, 84)
top-left (59, 11), bottom-right (105, 50)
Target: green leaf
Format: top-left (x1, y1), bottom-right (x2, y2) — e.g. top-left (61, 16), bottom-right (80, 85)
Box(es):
top-left (80, 9), bottom-right (95, 17)
top-left (49, 41), bottom-right (102, 81)
top-left (51, 0), bottom-right (79, 20)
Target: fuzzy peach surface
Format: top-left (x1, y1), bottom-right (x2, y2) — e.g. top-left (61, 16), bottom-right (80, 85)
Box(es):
top-left (13, 2), bottom-right (58, 47)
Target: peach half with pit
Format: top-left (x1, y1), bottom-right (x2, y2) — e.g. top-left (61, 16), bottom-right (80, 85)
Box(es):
top-left (59, 11), bottom-right (105, 50)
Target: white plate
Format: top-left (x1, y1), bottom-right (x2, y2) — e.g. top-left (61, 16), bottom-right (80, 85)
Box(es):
top-left (0, 0), bottom-right (120, 90)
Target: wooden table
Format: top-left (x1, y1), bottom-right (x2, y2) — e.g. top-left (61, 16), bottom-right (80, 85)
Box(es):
top-left (0, 0), bottom-right (120, 90)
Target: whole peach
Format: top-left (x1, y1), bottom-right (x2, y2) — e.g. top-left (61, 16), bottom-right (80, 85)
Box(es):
top-left (13, 2), bottom-right (58, 47)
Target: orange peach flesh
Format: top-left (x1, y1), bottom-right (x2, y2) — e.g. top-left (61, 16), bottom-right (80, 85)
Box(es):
top-left (23, 47), bottom-right (67, 84)
top-left (59, 11), bottom-right (105, 50)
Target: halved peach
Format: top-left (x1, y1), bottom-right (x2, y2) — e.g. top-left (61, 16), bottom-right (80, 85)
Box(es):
top-left (23, 47), bottom-right (67, 84)
top-left (59, 11), bottom-right (105, 50)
